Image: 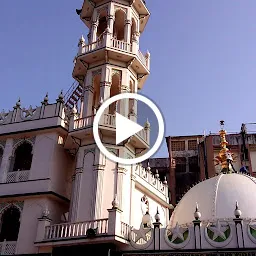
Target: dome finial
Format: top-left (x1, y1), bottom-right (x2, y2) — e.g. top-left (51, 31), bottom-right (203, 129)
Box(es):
top-left (155, 207), bottom-right (160, 222)
top-left (214, 120), bottom-right (236, 174)
top-left (16, 97), bottom-right (21, 108)
top-left (234, 201), bottom-right (242, 218)
top-left (194, 202), bottom-right (201, 220)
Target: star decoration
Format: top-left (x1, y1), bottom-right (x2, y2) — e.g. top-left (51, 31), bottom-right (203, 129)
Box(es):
top-left (23, 105), bottom-right (36, 118)
top-left (167, 222), bottom-right (188, 243)
top-left (208, 220), bottom-right (229, 241)
top-left (249, 223), bottom-right (256, 238)
top-left (131, 222), bottom-right (151, 243)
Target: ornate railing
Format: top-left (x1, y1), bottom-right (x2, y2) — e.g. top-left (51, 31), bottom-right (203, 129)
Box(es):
top-left (0, 240), bottom-right (16, 255)
top-left (6, 170), bottom-right (29, 183)
top-left (103, 114), bottom-right (116, 127)
top-left (44, 219), bottom-right (108, 240)
top-left (135, 165), bottom-right (167, 196)
top-left (80, 38), bottom-right (104, 55)
top-left (74, 116), bottom-right (94, 130)
top-left (120, 222), bottom-right (130, 240)
top-left (138, 49), bottom-right (147, 67)
top-left (112, 39), bottom-right (132, 52)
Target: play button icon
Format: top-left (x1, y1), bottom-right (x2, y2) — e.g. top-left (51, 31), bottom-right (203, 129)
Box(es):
top-left (93, 93), bottom-right (165, 165)
top-left (115, 113), bottom-right (144, 145)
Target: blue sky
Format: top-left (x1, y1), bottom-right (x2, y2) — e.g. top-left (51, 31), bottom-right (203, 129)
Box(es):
top-left (1, 0), bottom-right (256, 157)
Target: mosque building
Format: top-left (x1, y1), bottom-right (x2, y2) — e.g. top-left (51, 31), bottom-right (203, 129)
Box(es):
top-left (0, 0), bottom-right (255, 255)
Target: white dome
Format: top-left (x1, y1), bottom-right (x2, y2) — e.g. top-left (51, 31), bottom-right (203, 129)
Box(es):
top-left (170, 173), bottom-right (256, 227)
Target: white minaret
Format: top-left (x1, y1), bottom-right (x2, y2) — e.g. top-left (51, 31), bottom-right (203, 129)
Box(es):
top-left (65, 0), bottom-right (151, 224)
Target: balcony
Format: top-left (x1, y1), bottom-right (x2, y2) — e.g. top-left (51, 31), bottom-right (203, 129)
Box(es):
top-left (35, 210), bottom-right (131, 246)
top-left (44, 219), bottom-right (108, 240)
top-left (69, 114), bottom-right (149, 147)
top-left (73, 34), bottom-right (150, 89)
top-left (0, 240), bottom-right (16, 255)
top-left (5, 170), bottom-right (29, 183)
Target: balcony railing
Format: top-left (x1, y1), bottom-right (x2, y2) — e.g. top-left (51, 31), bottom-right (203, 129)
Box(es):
top-left (0, 240), bottom-right (16, 255)
top-left (111, 39), bottom-right (132, 52)
top-left (103, 114), bottom-right (116, 127)
top-left (138, 49), bottom-right (147, 67)
top-left (74, 116), bottom-right (94, 130)
top-left (6, 170), bottom-right (29, 183)
top-left (121, 222), bottom-right (130, 240)
top-left (44, 219), bottom-right (108, 240)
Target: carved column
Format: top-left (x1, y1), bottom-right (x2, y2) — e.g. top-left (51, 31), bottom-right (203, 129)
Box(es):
top-left (82, 85), bottom-right (94, 117)
top-left (91, 164), bottom-right (105, 219)
top-left (124, 19), bottom-right (132, 44)
top-left (116, 167), bottom-right (127, 211)
top-left (69, 168), bottom-right (83, 222)
top-left (0, 139), bottom-right (13, 182)
top-left (91, 21), bottom-right (98, 43)
top-left (129, 173), bottom-right (136, 225)
top-left (107, 15), bottom-right (115, 35)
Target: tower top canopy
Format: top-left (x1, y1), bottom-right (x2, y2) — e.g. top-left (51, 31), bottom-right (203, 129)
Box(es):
top-left (78, 0), bottom-right (150, 33)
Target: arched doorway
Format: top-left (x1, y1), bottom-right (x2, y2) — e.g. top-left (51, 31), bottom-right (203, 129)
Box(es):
top-left (13, 142), bottom-right (33, 172)
top-left (109, 73), bottom-right (121, 114)
top-left (0, 206), bottom-right (20, 241)
top-left (92, 74), bottom-right (101, 114)
top-left (113, 10), bottom-right (126, 41)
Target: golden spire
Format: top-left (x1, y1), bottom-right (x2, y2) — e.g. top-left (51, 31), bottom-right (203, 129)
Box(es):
top-left (214, 120), bottom-right (235, 173)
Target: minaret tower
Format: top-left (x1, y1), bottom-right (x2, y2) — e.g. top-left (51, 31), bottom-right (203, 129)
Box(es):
top-left (65, 0), bottom-right (151, 224)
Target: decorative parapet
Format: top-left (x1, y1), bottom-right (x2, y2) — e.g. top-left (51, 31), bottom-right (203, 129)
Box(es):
top-left (134, 164), bottom-right (168, 197)
top-left (0, 93), bottom-right (68, 135)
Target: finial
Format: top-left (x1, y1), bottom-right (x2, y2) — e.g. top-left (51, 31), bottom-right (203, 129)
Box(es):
top-left (78, 35), bottom-right (85, 45)
top-left (155, 207), bottom-right (160, 222)
top-left (145, 50), bottom-right (150, 57)
top-left (16, 97), bottom-right (21, 108)
top-left (146, 160), bottom-right (151, 171)
top-left (144, 118), bottom-right (150, 129)
top-left (71, 105), bottom-right (77, 115)
top-left (43, 92), bottom-right (49, 104)
top-left (194, 202), bottom-right (201, 220)
top-left (112, 194), bottom-right (119, 209)
top-left (163, 176), bottom-right (167, 185)
top-left (58, 90), bottom-right (64, 100)
top-left (234, 201), bottom-right (242, 218)
top-left (42, 207), bottom-right (50, 219)
top-left (99, 97), bottom-right (103, 106)
top-left (155, 169), bottom-right (159, 179)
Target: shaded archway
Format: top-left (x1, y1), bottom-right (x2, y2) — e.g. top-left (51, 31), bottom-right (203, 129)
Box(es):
top-left (109, 73), bottom-right (121, 114)
top-left (131, 18), bottom-right (137, 43)
top-left (0, 206), bottom-right (20, 241)
top-left (13, 142), bottom-right (33, 172)
top-left (92, 74), bottom-right (101, 113)
top-left (97, 11), bottom-right (108, 40)
top-left (113, 10), bottom-right (126, 41)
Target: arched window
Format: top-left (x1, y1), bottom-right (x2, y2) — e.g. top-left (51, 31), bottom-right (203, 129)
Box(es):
top-left (97, 12), bottom-right (108, 40)
top-left (0, 206), bottom-right (20, 241)
top-left (0, 147), bottom-right (3, 168)
top-left (13, 142), bottom-right (33, 172)
top-left (113, 10), bottom-right (125, 41)
top-left (109, 73), bottom-right (121, 114)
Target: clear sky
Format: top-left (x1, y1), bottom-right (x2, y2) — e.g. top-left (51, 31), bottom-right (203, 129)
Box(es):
top-left (1, 0), bottom-right (256, 157)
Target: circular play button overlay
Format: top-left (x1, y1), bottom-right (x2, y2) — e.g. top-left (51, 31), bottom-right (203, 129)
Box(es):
top-left (93, 93), bottom-right (165, 165)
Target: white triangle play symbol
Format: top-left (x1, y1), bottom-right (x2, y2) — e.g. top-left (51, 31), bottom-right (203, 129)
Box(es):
top-left (116, 113), bottom-right (144, 145)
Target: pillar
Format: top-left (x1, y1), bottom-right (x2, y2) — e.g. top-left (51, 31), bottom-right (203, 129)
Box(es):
top-left (69, 168), bottom-right (83, 222)
top-left (129, 173), bottom-right (136, 226)
top-left (124, 19), bottom-right (132, 44)
top-left (0, 139), bottom-right (13, 182)
top-left (82, 85), bottom-right (94, 117)
top-left (116, 167), bottom-right (127, 211)
top-left (153, 222), bottom-right (161, 250)
top-left (90, 21), bottom-right (98, 43)
top-left (35, 217), bottom-right (51, 242)
top-left (234, 218), bottom-right (244, 248)
top-left (91, 164), bottom-right (105, 219)
top-left (107, 15), bottom-right (115, 34)
top-left (193, 220), bottom-right (202, 249)
top-left (107, 208), bottom-right (122, 236)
